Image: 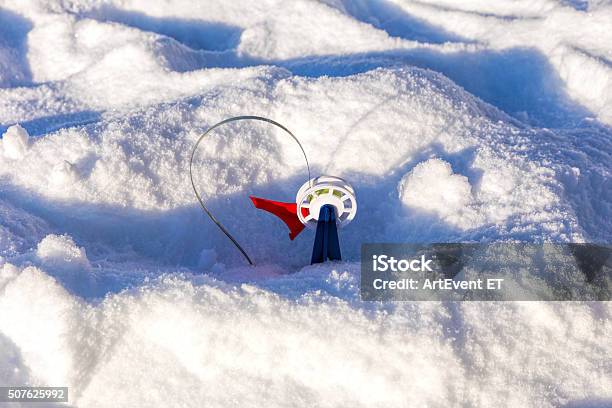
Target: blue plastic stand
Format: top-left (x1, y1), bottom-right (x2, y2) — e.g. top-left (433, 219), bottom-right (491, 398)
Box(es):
top-left (311, 204), bottom-right (342, 264)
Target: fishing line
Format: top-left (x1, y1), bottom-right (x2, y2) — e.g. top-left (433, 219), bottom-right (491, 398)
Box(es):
top-left (189, 115), bottom-right (312, 266)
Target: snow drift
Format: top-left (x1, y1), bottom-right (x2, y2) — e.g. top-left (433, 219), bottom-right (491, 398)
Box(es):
top-left (0, 0), bottom-right (610, 407)
top-left (1, 264), bottom-right (610, 408)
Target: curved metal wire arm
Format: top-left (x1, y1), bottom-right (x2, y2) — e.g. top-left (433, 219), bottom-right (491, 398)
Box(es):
top-left (189, 115), bottom-right (312, 266)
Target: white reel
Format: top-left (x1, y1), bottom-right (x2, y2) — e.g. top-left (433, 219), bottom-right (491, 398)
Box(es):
top-left (296, 176), bottom-right (357, 229)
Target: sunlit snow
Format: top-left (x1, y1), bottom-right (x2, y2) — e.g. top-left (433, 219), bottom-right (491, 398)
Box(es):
top-left (0, 0), bottom-right (611, 407)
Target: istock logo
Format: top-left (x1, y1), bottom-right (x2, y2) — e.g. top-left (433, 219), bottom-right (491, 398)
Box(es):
top-left (362, 243), bottom-right (612, 301)
top-left (372, 254), bottom-right (434, 272)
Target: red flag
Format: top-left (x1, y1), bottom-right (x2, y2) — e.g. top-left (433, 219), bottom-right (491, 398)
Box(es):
top-left (250, 196), bottom-right (309, 240)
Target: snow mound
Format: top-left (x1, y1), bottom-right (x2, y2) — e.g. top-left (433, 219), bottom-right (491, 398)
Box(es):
top-left (398, 158), bottom-right (473, 224)
top-left (34, 234), bottom-right (94, 295)
top-left (1, 124), bottom-right (30, 160)
top-left (36, 234), bottom-right (91, 271)
top-left (0, 265), bottom-right (84, 388)
top-left (0, 67), bottom-right (587, 258)
top-left (235, 0), bottom-right (412, 59)
top-left (49, 160), bottom-right (79, 186)
top-left (0, 265), bottom-right (610, 407)
top-left (380, 0), bottom-right (612, 125)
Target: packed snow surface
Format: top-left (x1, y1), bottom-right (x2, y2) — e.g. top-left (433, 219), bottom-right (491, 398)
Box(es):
top-left (0, 0), bottom-right (611, 407)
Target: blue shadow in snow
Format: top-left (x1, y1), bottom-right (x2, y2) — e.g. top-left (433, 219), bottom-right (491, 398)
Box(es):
top-left (560, 0), bottom-right (589, 11)
top-left (62, 2), bottom-right (597, 129)
top-left (0, 8), bottom-right (33, 86)
top-left (0, 111), bottom-right (102, 137)
top-left (340, 0), bottom-right (470, 44)
top-left (280, 47), bottom-right (592, 128)
top-left (85, 5), bottom-right (243, 51)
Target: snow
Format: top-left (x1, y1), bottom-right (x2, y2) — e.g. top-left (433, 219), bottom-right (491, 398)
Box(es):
top-left (398, 158), bottom-right (474, 226)
top-left (0, 124), bottom-right (29, 160)
top-left (1, 263), bottom-right (610, 407)
top-left (36, 234), bottom-right (91, 271)
top-left (0, 0), bottom-right (610, 407)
